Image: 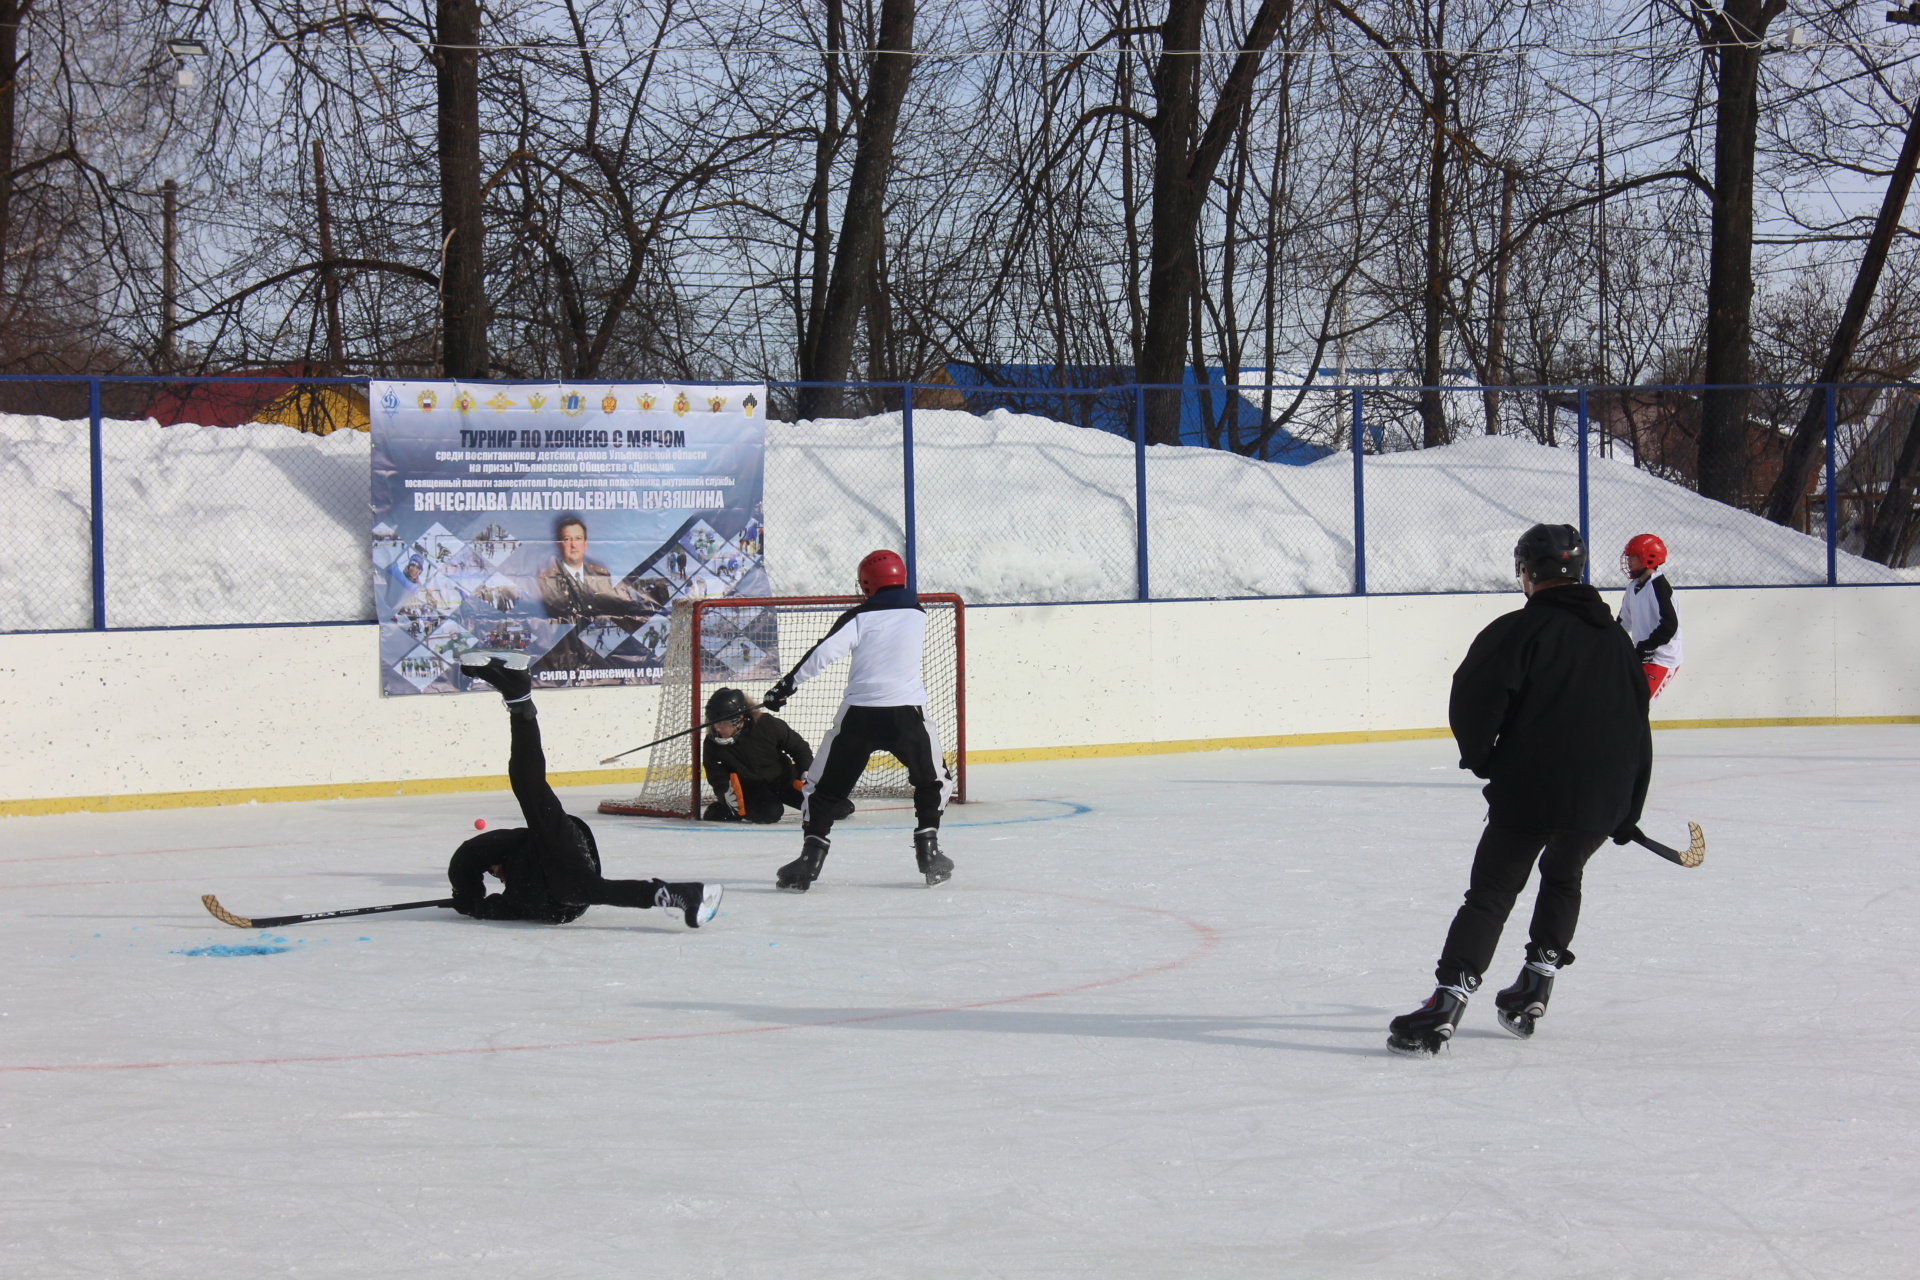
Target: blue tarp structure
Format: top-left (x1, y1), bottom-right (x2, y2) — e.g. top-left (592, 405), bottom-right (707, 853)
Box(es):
top-left (942, 363), bottom-right (1332, 465)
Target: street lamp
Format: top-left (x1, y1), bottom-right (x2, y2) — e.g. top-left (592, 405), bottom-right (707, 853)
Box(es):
top-left (166, 37), bottom-right (209, 87)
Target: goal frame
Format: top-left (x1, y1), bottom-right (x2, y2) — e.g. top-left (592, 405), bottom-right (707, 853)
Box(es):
top-left (603, 591), bottom-right (966, 820)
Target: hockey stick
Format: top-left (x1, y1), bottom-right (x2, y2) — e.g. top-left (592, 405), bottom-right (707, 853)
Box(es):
top-left (599, 702), bottom-right (769, 765)
top-left (1631, 822), bottom-right (1705, 869)
top-left (201, 894), bottom-right (455, 930)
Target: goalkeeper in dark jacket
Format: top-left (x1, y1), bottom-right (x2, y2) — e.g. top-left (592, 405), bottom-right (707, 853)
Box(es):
top-left (446, 654), bottom-right (722, 927)
top-left (701, 687), bottom-right (817, 823)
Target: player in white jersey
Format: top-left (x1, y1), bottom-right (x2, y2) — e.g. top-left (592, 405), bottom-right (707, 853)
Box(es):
top-left (761, 550), bottom-right (957, 891)
top-left (1617, 534), bottom-right (1682, 699)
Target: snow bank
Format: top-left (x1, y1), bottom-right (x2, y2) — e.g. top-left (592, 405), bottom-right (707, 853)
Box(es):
top-left (3, 407), bottom-right (1908, 631)
top-left (766, 409), bottom-right (1912, 601)
top-left (0, 414), bottom-right (372, 631)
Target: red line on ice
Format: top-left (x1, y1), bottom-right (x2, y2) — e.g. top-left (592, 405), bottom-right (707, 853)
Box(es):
top-left (0, 890), bottom-right (1221, 1074)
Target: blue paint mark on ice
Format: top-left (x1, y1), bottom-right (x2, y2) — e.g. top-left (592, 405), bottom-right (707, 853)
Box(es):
top-left (175, 944), bottom-right (291, 958)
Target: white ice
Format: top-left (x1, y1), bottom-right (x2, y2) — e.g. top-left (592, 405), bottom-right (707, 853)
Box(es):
top-left (3, 726), bottom-right (1917, 1278)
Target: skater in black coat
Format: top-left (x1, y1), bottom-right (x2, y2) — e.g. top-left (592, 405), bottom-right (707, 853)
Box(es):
top-left (1388, 524), bottom-right (1653, 1056)
top-left (447, 655), bottom-right (722, 927)
top-left (700, 687), bottom-right (817, 823)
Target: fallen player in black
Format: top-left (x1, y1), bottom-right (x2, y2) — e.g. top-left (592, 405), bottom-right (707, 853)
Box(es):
top-left (447, 654), bottom-right (721, 927)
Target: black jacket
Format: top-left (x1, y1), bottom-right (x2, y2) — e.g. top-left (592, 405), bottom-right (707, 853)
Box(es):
top-left (446, 816), bottom-right (600, 923)
top-left (1449, 583), bottom-right (1652, 833)
top-left (703, 712), bottom-right (813, 799)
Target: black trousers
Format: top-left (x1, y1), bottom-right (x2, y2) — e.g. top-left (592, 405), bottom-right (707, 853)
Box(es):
top-left (801, 704), bottom-right (953, 838)
top-left (706, 775), bottom-right (803, 824)
top-left (1436, 824), bottom-right (1607, 982)
top-left (506, 711), bottom-right (659, 909)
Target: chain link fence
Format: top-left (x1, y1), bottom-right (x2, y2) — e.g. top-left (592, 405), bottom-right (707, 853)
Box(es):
top-left (3, 374), bottom-right (1914, 634)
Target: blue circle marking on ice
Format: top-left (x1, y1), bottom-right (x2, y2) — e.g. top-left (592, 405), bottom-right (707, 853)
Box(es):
top-left (175, 944), bottom-right (291, 957)
top-left (611, 798), bottom-right (1092, 835)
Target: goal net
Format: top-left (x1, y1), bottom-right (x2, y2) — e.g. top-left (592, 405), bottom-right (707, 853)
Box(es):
top-left (598, 593), bottom-right (966, 819)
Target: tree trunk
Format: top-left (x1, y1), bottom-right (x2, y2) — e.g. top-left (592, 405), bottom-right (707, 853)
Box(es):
top-left (1863, 399), bottom-right (1920, 566)
top-left (0, 0), bottom-right (19, 291)
top-left (1761, 87), bottom-right (1920, 525)
top-left (1482, 165), bottom-right (1515, 435)
top-left (313, 139), bottom-right (345, 373)
top-left (435, 0), bottom-right (487, 380)
top-left (1697, 2), bottom-right (1783, 504)
top-left (1140, 0), bottom-right (1287, 444)
top-left (1419, 67), bottom-right (1449, 448)
top-left (160, 180), bottom-right (177, 371)
top-left (798, 0), bottom-right (843, 383)
top-left (798, 0), bottom-right (914, 420)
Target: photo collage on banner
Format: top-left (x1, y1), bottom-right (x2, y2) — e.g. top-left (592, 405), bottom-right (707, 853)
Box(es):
top-left (371, 381), bottom-right (768, 695)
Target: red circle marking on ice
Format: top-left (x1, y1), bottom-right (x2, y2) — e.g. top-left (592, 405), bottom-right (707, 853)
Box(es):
top-left (0, 890), bottom-right (1221, 1073)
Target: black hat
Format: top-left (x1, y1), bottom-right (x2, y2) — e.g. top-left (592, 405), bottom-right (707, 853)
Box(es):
top-left (1514, 523), bottom-right (1586, 582)
top-left (705, 687), bottom-right (749, 724)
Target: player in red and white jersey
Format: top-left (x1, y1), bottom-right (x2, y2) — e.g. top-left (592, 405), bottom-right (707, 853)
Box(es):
top-left (1617, 534), bottom-right (1682, 699)
top-left (761, 549), bottom-right (957, 892)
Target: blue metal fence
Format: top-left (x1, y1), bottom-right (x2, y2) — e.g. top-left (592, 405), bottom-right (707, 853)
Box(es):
top-left (0, 373), bottom-right (1913, 634)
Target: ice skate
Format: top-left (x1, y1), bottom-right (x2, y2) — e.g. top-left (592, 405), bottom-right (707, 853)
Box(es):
top-left (1495, 949), bottom-right (1562, 1039)
top-left (459, 652), bottom-right (533, 703)
top-left (654, 881), bottom-right (722, 928)
top-left (913, 827), bottom-right (953, 886)
top-left (777, 835), bottom-right (830, 892)
top-left (1387, 973), bottom-right (1480, 1057)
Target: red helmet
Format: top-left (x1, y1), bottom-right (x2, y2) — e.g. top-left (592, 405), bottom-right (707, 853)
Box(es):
top-left (1622, 533), bottom-right (1668, 577)
top-left (857, 549), bottom-right (908, 596)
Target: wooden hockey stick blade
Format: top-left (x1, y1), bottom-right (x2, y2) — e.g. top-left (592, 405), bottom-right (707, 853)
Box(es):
top-left (1633, 823), bottom-right (1705, 868)
top-left (201, 894), bottom-right (252, 928)
top-left (201, 895), bottom-right (455, 929)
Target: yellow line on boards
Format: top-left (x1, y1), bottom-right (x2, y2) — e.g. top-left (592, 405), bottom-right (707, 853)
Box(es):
top-left (0, 768), bottom-right (651, 818)
top-left (4, 714), bottom-right (1915, 817)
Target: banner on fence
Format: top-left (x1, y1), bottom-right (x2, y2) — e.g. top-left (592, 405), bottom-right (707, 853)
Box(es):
top-left (370, 380), bottom-right (767, 695)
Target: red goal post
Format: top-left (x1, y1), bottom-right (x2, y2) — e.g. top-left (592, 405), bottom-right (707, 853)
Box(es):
top-left (598, 592), bottom-right (966, 820)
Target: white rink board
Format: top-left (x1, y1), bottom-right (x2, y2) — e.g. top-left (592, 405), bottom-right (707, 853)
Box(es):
top-left (2, 728), bottom-right (1917, 1277)
top-left (0, 585), bottom-right (1916, 808)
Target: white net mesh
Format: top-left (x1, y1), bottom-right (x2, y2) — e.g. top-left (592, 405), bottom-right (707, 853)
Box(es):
top-left (600, 594), bottom-right (964, 818)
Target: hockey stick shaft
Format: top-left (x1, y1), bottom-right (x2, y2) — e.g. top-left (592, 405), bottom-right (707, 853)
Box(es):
top-left (202, 894), bottom-right (454, 929)
top-left (1631, 821), bottom-right (1705, 869)
top-left (599, 703), bottom-right (768, 765)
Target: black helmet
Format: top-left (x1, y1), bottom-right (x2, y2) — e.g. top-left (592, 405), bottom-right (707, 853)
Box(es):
top-left (1514, 523), bottom-right (1586, 582)
top-left (705, 687), bottom-right (749, 725)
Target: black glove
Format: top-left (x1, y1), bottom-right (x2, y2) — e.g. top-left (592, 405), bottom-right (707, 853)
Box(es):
top-left (1634, 641), bottom-right (1656, 663)
top-left (762, 677), bottom-right (794, 712)
top-left (1612, 822), bottom-right (1642, 846)
top-left (452, 890), bottom-right (483, 917)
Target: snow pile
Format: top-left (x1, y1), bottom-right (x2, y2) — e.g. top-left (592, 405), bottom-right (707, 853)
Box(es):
top-left (766, 409), bottom-right (1913, 601)
top-left (4, 406), bottom-right (1909, 631)
top-left (0, 414), bottom-right (372, 631)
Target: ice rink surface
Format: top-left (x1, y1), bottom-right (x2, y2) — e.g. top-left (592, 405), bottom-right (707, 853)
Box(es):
top-left (4, 726), bottom-right (1917, 1278)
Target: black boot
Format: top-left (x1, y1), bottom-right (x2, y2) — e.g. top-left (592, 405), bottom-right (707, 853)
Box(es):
top-left (1495, 947), bottom-right (1566, 1039)
top-left (913, 828), bottom-right (953, 886)
top-left (777, 835), bottom-right (830, 892)
top-left (460, 653), bottom-right (533, 707)
top-left (654, 881), bottom-right (723, 928)
top-left (1387, 972), bottom-right (1480, 1057)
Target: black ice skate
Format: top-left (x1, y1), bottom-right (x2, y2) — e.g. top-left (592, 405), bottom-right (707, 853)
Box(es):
top-left (1495, 948), bottom-right (1564, 1039)
top-left (1387, 972), bottom-right (1481, 1057)
top-left (777, 835), bottom-right (830, 892)
top-left (655, 881), bottom-right (723, 928)
top-left (459, 652), bottom-right (533, 705)
top-left (913, 828), bottom-right (953, 886)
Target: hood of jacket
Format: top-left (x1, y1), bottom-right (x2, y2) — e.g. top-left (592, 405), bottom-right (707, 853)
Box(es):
top-left (1526, 581), bottom-right (1614, 628)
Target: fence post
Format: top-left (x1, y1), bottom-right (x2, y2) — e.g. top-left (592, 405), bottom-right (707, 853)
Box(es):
top-left (1577, 387), bottom-right (1591, 583)
top-left (89, 377), bottom-right (106, 630)
top-left (902, 385), bottom-right (918, 592)
top-left (1134, 384), bottom-right (1149, 601)
top-left (1352, 388), bottom-right (1366, 595)
top-left (1825, 384), bottom-right (1837, 586)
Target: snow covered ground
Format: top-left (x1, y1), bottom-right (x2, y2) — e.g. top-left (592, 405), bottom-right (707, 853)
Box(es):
top-left (4, 726), bottom-right (1916, 1278)
top-left (4, 406), bottom-right (1909, 630)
